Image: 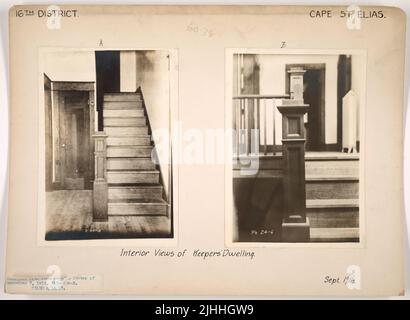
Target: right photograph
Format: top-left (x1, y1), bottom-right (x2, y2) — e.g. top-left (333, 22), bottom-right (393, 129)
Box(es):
top-left (228, 51), bottom-right (366, 243)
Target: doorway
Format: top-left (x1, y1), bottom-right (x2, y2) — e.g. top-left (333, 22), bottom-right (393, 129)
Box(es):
top-left (60, 91), bottom-right (90, 189)
top-left (286, 64), bottom-right (326, 151)
top-left (44, 77), bottom-right (95, 191)
top-left (95, 51), bottom-right (121, 131)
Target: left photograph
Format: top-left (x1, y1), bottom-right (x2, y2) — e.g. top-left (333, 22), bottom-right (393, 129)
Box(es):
top-left (41, 49), bottom-right (176, 241)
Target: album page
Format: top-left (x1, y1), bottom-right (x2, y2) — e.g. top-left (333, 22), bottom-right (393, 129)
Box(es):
top-left (5, 5), bottom-right (406, 296)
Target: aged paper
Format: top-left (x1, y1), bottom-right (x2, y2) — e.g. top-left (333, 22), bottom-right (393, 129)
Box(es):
top-left (5, 5), bottom-right (406, 295)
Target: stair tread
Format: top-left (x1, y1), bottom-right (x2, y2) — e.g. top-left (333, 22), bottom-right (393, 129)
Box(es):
top-left (107, 169), bottom-right (158, 173)
top-left (104, 110), bottom-right (144, 117)
top-left (306, 175), bottom-right (359, 181)
top-left (109, 199), bottom-right (167, 204)
top-left (104, 91), bottom-right (141, 96)
top-left (109, 185), bottom-right (162, 189)
top-left (107, 134), bottom-right (150, 137)
top-left (104, 109), bottom-right (143, 112)
top-left (310, 227), bottom-right (360, 240)
top-left (108, 156), bottom-right (153, 159)
top-left (305, 152), bottom-right (359, 161)
top-left (104, 108), bottom-right (144, 111)
top-left (104, 93), bottom-right (141, 97)
top-left (108, 183), bottom-right (162, 187)
top-left (105, 125), bottom-right (148, 128)
top-left (104, 116), bottom-right (144, 119)
top-left (104, 92), bottom-right (141, 96)
top-left (107, 156), bottom-right (153, 159)
top-left (107, 159), bottom-right (154, 163)
top-left (107, 145), bottom-right (152, 148)
top-left (107, 170), bottom-right (158, 173)
top-left (107, 145), bottom-right (152, 149)
top-left (306, 199), bottom-right (359, 209)
top-left (105, 98), bottom-right (141, 102)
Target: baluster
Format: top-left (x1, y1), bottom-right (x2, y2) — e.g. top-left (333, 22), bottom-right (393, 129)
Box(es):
top-left (244, 98), bottom-right (249, 155)
top-left (272, 99), bottom-right (276, 155)
top-left (253, 98), bottom-right (259, 155)
top-left (236, 99), bottom-right (240, 157)
top-left (240, 99), bottom-right (244, 154)
top-left (263, 99), bottom-right (267, 155)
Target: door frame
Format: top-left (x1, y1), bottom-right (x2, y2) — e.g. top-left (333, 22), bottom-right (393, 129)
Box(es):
top-left (44, 75), bottom-right (96, 191)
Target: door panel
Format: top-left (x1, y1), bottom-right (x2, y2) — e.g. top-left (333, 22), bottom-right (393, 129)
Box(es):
top-left (60, 91), bottom-right (90, 190)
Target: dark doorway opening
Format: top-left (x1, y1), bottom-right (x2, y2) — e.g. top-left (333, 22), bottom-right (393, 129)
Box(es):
top-left (286, 64), bottom-right (326, 151)
top-left (95, 51), bottom-right (120, 130)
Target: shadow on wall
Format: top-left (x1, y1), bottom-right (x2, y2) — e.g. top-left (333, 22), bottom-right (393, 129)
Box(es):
top-left (137, 51), bottom-right (155, 72)
top-left (135, 50), bottom-right (171, 198)
top-left (233, 177), bottom-right (284, 242)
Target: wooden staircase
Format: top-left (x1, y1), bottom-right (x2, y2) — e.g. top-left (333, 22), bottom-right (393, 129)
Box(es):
top-left (103, 93), bottom-right (169, 217)
top-left (305, 153), bottom-right (359, 242)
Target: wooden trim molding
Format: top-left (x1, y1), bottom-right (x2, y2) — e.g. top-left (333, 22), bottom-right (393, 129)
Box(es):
top-left (52, 81), bottom-right (95, 91)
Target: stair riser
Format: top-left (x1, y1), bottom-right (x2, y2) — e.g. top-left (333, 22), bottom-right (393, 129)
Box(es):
top-left (310, 228), bottom-right (360, 242)
top-left (305, 160), bottom-right (359, 177)
top-left (306, 181), bottom-right (359, 200)
top-left (105, 127), bottom-right (148, 136)
top-left (104, 118), bottom-right (146, 127)
top-left (108, 187), bottom-right (163, 200)
top-left (108, 204), bottom-right (167, 216)
top-left (104, 101), bottom-right (142, 109)
top-left (106, 137), bottom-right (151, 146)
top-left (104, 95), bottom-right (141, 102)
top-left (107, 172), bottom-right (159, 184)
top-left (104, 109), bottom-right (144, 117)
top-left (107, 158), bottom-right (156, 170)
top-left (107, 148), bottom-right (152, 158)
top-left (307, 209), bottom-right (359, 228)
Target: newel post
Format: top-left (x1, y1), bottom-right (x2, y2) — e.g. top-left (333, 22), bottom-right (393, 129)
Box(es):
top-left (92, 131), bottom-right (108, 221)
top-left (278, 101), bottom-right (310, 242)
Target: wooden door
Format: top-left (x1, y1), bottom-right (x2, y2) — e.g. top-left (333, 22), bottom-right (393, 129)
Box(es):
top-left (59, 91), bottom-right (90, 190)
top-left (44, 78), bottom-right (95, 191)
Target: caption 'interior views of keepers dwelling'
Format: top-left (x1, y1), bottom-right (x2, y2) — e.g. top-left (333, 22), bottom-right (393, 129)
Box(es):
top-left (43, 50), bottom-right (173, 240)
top-left (231, 53), bottom-right (365, 243)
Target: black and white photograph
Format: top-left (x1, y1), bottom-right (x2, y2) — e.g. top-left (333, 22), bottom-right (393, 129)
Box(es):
top-left (40, 49), bottom-right (177, 241)
top-left (3, 4), bottom-right (407, 297)
top-left (227, 50), bottom-right (366, 243)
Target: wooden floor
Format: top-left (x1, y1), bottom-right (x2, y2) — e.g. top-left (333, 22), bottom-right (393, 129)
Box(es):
top-left (46, 190), bottom-right (172, 240)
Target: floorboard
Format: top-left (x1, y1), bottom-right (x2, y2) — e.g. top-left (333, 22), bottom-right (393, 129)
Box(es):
top-left (45, 190), bottom-right (172, 240)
